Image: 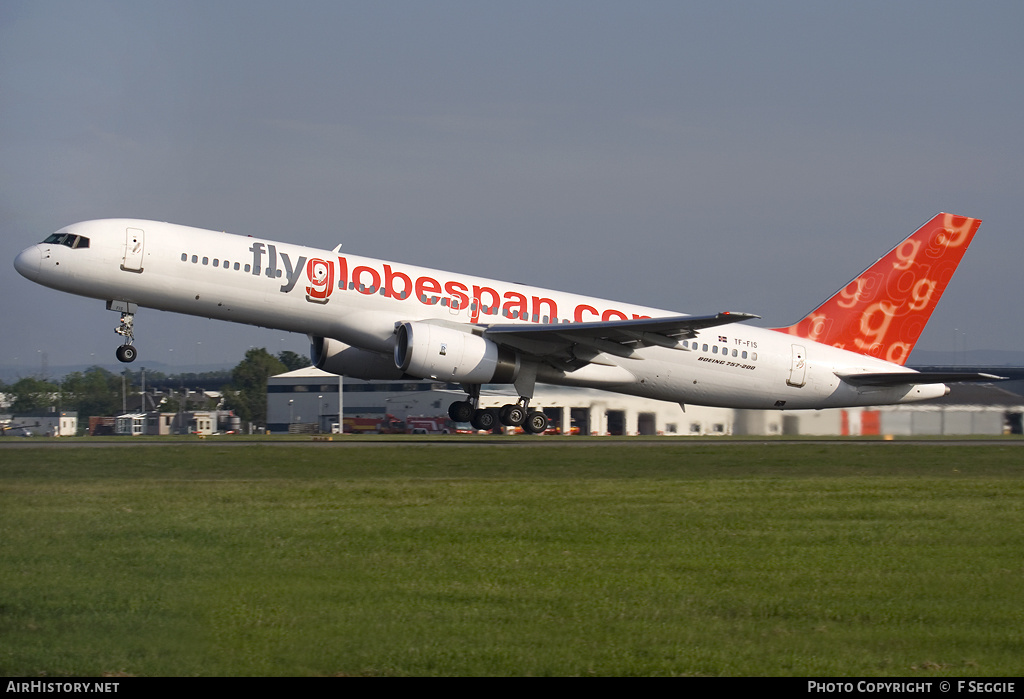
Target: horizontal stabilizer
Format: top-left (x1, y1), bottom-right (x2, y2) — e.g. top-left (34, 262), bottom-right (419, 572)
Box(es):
top-left (836, 371), bottom-right (1006, 387)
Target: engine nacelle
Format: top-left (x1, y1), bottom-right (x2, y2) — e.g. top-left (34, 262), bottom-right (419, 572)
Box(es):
top-left (311, 336), bottom-right (408, 380)
top-left (394, 322), bottom-right (519, 384)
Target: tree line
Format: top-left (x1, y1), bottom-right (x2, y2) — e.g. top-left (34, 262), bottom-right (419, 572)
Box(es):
top-left (0, 349), bottom-right (310, 429)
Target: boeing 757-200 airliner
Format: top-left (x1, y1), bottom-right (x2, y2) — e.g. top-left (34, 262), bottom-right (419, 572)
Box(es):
top-left (13, 212), bottom-right (1000, 432)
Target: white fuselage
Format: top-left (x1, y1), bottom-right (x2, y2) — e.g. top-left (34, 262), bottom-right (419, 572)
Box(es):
top-left (14, 219), bottom-right (946, 410)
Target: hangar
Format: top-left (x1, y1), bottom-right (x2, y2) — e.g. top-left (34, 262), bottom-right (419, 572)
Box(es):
top-left (265, 367), bottom-right (736, 435)
top-left (266, 367), bottom-right (1024, 436)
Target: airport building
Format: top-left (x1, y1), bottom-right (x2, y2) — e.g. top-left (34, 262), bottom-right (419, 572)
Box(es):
top-left (0, 410), bottom-right (78, 437)
top-left (109, 410), bottom-right (228, 436)
top-left (265, 367), bottom-right (736, 435)
top-left (266, 367), bottom-right (1024, 436)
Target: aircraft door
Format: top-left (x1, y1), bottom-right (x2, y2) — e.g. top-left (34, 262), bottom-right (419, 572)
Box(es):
top-left (787, 344), bottom-right (807, 388)
top-left (122, 227), bottom-right (145, 273)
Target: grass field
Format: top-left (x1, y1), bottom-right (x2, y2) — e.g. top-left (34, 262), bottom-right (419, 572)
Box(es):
top-left (1, 441), bottom-right (1022, 676)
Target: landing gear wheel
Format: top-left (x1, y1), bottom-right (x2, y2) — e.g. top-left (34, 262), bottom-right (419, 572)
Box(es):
top-left (523, 411), bottom-right (548, 434)
top-left (116, 344), bottom-right (137, 363)
top-left (499, 404), bottom-right (526, 427)
top-left (470, 409), bottom-right (497, 431)
top-left (448, 400), bottom-right (474, 422)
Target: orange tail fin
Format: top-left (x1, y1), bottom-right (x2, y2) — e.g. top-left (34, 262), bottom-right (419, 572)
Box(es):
top-left (773, 213), bottom-right (981, 365)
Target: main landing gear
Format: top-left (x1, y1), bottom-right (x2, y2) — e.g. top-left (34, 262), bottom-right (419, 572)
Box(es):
top-left (114, 310), bottom-right (137, 363)
top-left (447, 384), bottom-right (549, 434)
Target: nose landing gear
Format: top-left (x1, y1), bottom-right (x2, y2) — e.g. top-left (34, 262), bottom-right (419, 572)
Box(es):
top-left (108, 300), bottom-right (138, 363)
top-left (115, 312), bottom-right (137, 363)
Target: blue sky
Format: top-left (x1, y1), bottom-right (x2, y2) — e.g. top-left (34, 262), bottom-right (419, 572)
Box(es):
top-left (2, 1), bottom-right (1021, 374)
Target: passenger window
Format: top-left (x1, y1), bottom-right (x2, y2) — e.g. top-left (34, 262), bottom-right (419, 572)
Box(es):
top-left (712, 346), bottom-right (718, 354)
top-left (181, 253), bottom-right (188, 262)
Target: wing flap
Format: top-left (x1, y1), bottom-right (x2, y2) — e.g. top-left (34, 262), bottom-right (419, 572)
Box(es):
top-left (483, 311), bottom-right (760, 347)
top-left (837, 371), bottom-right (1006, 387)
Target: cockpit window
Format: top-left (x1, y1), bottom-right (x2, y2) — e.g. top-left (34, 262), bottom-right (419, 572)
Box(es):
top-left (43, 233), bottom-right (90, 249)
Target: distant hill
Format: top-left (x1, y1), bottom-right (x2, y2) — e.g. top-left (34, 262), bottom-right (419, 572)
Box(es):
top-left (0, 361), bottom-right (235, 384)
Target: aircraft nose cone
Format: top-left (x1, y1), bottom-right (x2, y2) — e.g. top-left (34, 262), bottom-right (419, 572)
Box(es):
top-left (13, 245), bottom-right (41, 280)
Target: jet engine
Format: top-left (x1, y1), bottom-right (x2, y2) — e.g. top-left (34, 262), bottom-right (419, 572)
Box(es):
top-left (310, 336), bottom-right (408, 380)
top-left (394, 322), bottom-right (519, 384)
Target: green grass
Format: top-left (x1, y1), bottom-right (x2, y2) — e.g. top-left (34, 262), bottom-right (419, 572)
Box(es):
top-left (1, 443), bottom-right (1023, 676)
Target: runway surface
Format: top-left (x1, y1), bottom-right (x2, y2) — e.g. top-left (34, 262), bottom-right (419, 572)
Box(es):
top-left (1, 437), bottom-right (1021, 448)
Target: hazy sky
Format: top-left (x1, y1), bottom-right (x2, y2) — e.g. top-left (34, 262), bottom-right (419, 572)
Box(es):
top-left (2, 0), bottom-right (1022, 376)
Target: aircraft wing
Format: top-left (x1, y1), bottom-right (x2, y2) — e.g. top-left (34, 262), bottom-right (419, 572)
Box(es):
top-left (482, 311), bottom-right (760, 359)
top-left (836, 371), bottom-right (1006, 387)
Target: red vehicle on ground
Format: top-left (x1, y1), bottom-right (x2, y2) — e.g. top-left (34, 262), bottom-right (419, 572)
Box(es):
top-left (343, 414), bottom-right (405, 434)
top-left (405, 416), bottom-right (454, 434)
